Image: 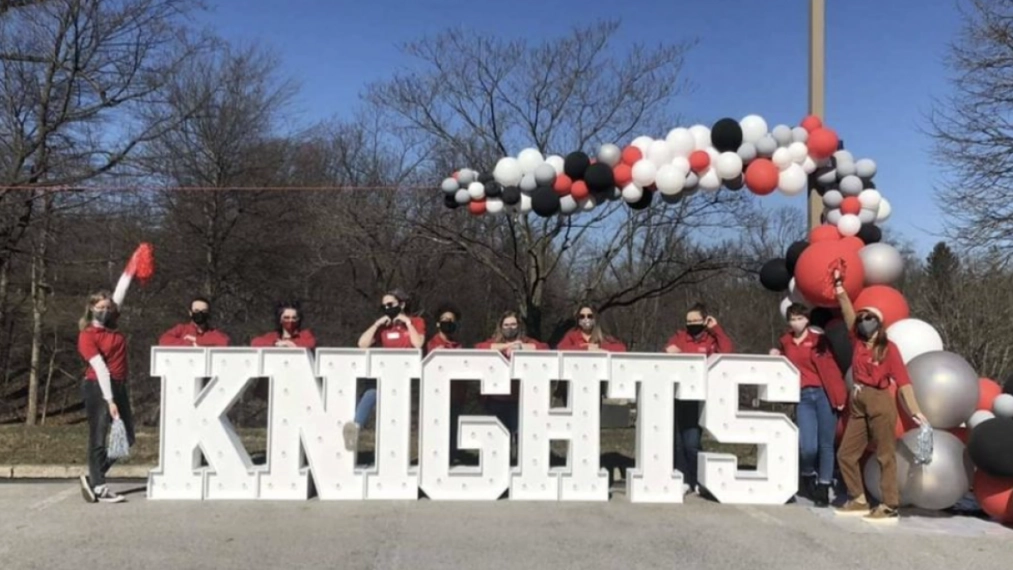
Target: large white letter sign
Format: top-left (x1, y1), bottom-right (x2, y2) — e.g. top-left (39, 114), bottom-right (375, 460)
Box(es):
top-left (608, 354), bottom-right (707, 503)
top-left (147, 348), bottom-right (261, 500)
top-left (418, 350), bottom-right (512, 501)
top-left (364, 349), bottom-right (421, 500)
top-left (258, 348), bottom-right (365, 500)
top-left (698, 355), bottom-right (800, 505)
top-left (510, 351), bottom-right (609, 501)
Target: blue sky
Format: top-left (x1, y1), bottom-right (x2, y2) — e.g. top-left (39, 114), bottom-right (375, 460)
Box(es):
top-left (199, 0), bottom-right (964, 258)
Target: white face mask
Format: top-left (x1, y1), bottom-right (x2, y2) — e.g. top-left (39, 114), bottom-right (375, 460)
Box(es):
top-left (789, 319), bottom-right (808, 334)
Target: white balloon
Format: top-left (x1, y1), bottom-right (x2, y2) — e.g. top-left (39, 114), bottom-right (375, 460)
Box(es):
top-left (519, 173), bottom-right (537, 193)
top-left (520, 192), bottom-right (532, 213)
top-left (581, 196), bottom-right (598, 211)
top-left (822, 189), bottom-right (844, 208)
top-left (877, 198), bottom-right (892, 222)
top-left (631, 136), bottom-right (654, 152)
top-left (655, 164), bottom-right (686, 195)
top-left (886, 319), bottom-right (945, 364)
top-left (779, 296), bottom-right (793, 319)
top-left (740, 114), bottom-right (769, 144)
top-left (837, 213), bottom-right (861, 236)
top-left (631, 159), bottom-right (657, 187)
top-left (621, 183), bottom-right (643, 203)
top-left (993, 394), bottom-right (1013, 418)
top-left (518, 148), bottom-right (544, 175)
top-left (801, 156), bottom-right (818, 174)
top-left (559, 194), bottom-right (579, 215)
top-left (545, 154), bottom-right (565, 176)
top-left (468, 181), bottom-right (486, 200)
top-left (689, 125), bottom-right (711, 150)
top-left (772, 147), bottom-right (793, 171)
top-left (714, 152), bottom-right (744, 180)
top-left (968, 410), bottom-right (995, 429)
top-left (698, 167), bottom-right (722, 191)
top-left (493, 157), bottom-right (524, 187)
top-left (859, 189), bottom-right (882, 211)
top-left (666, 128), bottom-right (696, 157)
top-left (647, 139), bottom-right (674, 168)
top-left (778, 163), bottom-right (807, 196)
top-left (788, 141), bottom-right (809, 164)
top-left (671, 155), bottom-right (691, 174)
top-left (486, 198), bottom-right (505, 215)
top-left (597, 144), bottom-right (621, 167)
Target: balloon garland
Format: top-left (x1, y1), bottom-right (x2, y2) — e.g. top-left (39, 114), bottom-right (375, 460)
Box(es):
top-left (439, 113), bottom-right (1013, 522)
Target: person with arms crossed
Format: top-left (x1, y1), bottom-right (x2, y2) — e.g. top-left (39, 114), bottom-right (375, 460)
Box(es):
top-left (158, 296), bottom-right (230, 347)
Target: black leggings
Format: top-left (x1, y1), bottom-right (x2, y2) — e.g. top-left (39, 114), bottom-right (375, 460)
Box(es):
top-left (82, 380), bottom-right (135, 488)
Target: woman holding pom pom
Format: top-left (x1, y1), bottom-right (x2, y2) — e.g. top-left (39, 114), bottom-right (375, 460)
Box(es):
top-left (833, 270), bottom-right (927, 521)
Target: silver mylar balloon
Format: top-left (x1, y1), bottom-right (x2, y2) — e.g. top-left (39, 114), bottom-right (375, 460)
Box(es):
top-left (897, 429), bottom-right (972, 510)
top-left (839, 175), bottom-right (864, 196)
top-left (825, 209), bottom-right (843, 225)
top-left (822, 189), bottom-right (844, 208)
top-left (736, 142), bottom-right (757, 163)
top-left (858, 208), bottom-right (877, 224)
top-left (993, 394), bottom-right (1013, 418)
top-left (755, 135), bottom-right (778, 157)
top-left (597, 143), bottom-right (621, 167)
top-left (859, 243), bottom-right (904, 285)
top-left (441, 177), bottom-right (460, 194)
top-left (906, 351), bottom-right (980, 429)
top-left (533, 163), bottom-right (557, 186)
top-left (519, 173), bottom-right (537, 193)
top-left (863, 450), bottom-right (913, 506)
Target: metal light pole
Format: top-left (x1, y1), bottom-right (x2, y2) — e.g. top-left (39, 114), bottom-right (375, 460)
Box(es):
top-left (808, 0), bottom-right (826, 231)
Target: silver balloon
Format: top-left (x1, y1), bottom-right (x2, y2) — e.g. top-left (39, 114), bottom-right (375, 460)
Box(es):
top-left (533, 163), bottom-right (557, 186)
top-left (597, 143), bottom-right (621, 167)
top-left (772, 125), bottom-right (793, 146)
top-left (736, 142), bottom-right (757, 163)
top-left (836, 161), bottom-right (857, 179)
top-left (993, 394), bottom-right (1013, 418)
top-left (859, 243), bottom-right (904, 285)
top-left (825, 209), bottom-right (843, 225)
top-left (791, 126), bottom-right (809, 143)
top-left (755, 135), bottom-right (778, 157)
top-left (857, 208), bottom-right (877, 224)
top-left (519, 173), bottom-right (537, 193)
top-left (907, 351), bottom-right (980, 429)
top-left (441, 177), bottom-right (460, 194)
top-left (968, 410), bottom-right (995, 429)
top-left (823, 189), bottom-right (844, 208)
top-left (863, 449), bottom-right (913, 506)
top-left (855, 158), bottom-right (877, 179)
top-left (454, 188), bottom-right (471, 204)
top-left (457, 169), bottom-right (477, 185)
top-left (839, 175), bottom-right (864, 196)
top-left (897, 429), bottom-right (972, 510)
top-left (833, 150), bottom-right (855, 164)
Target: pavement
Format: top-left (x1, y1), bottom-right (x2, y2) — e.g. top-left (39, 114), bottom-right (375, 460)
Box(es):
top-left (0, 480), bottom-right (1010, 570)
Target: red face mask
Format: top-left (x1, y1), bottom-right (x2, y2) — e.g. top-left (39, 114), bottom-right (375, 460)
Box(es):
top-left (282, 321), bottom-right (299, 334)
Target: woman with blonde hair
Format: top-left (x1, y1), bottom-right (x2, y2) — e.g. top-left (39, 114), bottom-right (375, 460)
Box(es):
top-left (475, 311), bottom-right (548, 440)
top-left (556, 304), bottom-right (627, 352)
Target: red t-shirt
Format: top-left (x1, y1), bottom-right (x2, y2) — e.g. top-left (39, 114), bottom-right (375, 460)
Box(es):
top-left (850, 332), bottom-right (911, 389)
top-left (78, 326), bottom-right (128, 381)
top-left (556, 328), bottom-right (627, 352)
top-left (778, 329), bottom-right (823, 389)
top-left (158, 322), bottom-right (230, 347)
top-left (426, 334), bottom-right (461, 352)
top-left (475, 336), bottom-right (549, 401)
top-left (250, 329), bottom-right (317, 349)
top-left (665, 324), bottom-right (733, 355)
top-left (374, 317), bottom-right (426, 348)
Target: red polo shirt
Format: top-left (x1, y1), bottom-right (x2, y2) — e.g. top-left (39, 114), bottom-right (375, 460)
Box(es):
top-left (426, 334), bottom-right (461, 352)
top-left (159, 322), bottom-right (230, 347)
top-left (665, 324), bottom-right (733, 355)
top-left (78, 326), bottom-right (128, 381)
top-left (556, 328), bottom-right (627, 352)
top-left (251, 329), bottom-right (317, 349)
top-left (778, 329), bottom-right (823, 389)
top-left (475, 336), bottom-right (549, 402)
top-left (374, 317), bottom-right (426, 348)
top-left (850, 332), bottom-right (911, 389)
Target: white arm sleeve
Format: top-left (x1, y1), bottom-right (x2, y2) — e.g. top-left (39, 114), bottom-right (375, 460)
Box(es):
top-left (88, 355), bottom-right (114, 401)
top-left (112, 272), bottom-right (132, 309)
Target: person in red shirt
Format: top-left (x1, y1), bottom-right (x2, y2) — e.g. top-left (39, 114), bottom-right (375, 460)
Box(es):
top-left (769, 303), bottom-right (847, 507)
top-left (663, 302), bottom-right (734, 496)
top-left (346, 290), bottom-right (426, 452)
top-left (476, 311), bottom-right (548, 445)
top-left (77, 290), bottom-right (134, 504)
top-left (426, 304), bottom-right (466, 462)
top-left (556, 305), bottom-right (628, 352)
top-left (833, 272), bottom-right (926, 521)
top-left (250, 300), bottom-right (317, 349)
top-left (158, 297), bottom-right (230, 347)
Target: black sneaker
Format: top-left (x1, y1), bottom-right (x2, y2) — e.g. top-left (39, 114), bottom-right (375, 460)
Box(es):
top-left (799, 474), bottom-right (817, 500)
top-left (813, 483), bottom-right (830, 507)
top-left (80, 475), bottom-right (96, 503)
top-left (95, 486), bottom-right (126, 503)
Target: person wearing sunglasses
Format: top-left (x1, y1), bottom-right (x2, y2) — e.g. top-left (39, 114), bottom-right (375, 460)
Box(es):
top-left (769, 302), bottom-right (847, 507)
top-left (556, 305), bottom-right (628, 352)
top-left (833, 271), bottom-right (927, 522)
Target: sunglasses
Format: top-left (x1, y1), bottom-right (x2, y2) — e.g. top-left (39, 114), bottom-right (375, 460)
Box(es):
top-left (578, 313), bottom-right (594, 319)
top-left (857, 314), bottom-right (878, 323)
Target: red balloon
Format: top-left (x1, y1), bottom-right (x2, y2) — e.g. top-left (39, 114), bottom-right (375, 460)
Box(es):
top-left (570, 180), bottom-right (590, 200)
top-left (468, 199), bottom-right (487, 216)
top-left (979, 378), bottom-right (1003, 412)
top-left (689, 150), bottom-right (710, 172)
top-left (854, 286), bottom-right (909, 328)
top-left (801, 115), bottom-right (823, 133)
top-left (840, 196), bottom-right (862, 215)
top-left (621, 146), bottom-right (642, 166)
top-left (613, 163), bottom-right (633, 187)
top-left (745, 158), bottom-right (779, 195)
top-left (841, 236), bottom-right (865, 252)
top-left (553, 174), bottom-right (572, 196)
top-left (809, 225), bottom-right (842, 243)
top-left (973, 470), bottom-right (1013, 523)
top-left (794, 240), bottom-right (864, 307)
top-left (807, 127), bottom-right (839, 160)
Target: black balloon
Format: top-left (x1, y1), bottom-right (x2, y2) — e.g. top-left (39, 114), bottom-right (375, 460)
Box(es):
top-left (857, 224), bottom-right (882, 245)
top-left (564, 152), bottom-right (591, 180)
top-left (584, 163), bottom-right (615, 192)
top-left (629, 189), bottom-right (654, 210)
top-left (478, 172), bottom-right (494, 184)
top-left (809, 307), bottom-right (834, 329)
top-left (711, 117), bottom-right (744, 153)
top-left (759, 258), bottom-right (791, 292)
top-left (444, 194), bottom-right (460, 209)
top-left (968, 417), bottom-right (1013, 478)
top-left (484, 181), bottom-right (503, 198)
top-left (501, 186), bottom-right (521, 206)
top-left (531, 186), bottom-right (560, 217)
top-left (660, 192), bottom-right (683, 205)
top-left (822, 318), bottom-right (853, 374)
top-left (1004, 377), bottom-right (1013, 396)
top-left (785, 241), bottom-right (809, 275)
top-left (724, 174), bottom-right (745, 191)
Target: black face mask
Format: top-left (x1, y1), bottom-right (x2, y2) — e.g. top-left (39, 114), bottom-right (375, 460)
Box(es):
top-left (686, 324), bottom-right (705, 337)
top-left (383, 305), bottom-right (402, 319)
top-left (191, 311), bottom-right (210, 327)
top-left (438, 321), bottom-right (457, 335)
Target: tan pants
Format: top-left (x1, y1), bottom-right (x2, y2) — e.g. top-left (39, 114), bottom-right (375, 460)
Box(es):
top-left (837, 385), bottom-right (899, 507)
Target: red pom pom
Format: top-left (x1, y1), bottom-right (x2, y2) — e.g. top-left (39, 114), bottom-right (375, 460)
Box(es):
top-left (125, 243), bottom-right (155, 285)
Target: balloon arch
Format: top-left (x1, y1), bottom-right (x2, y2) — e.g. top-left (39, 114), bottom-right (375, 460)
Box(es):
top-left (437, 114), bottom-right (1013, 522)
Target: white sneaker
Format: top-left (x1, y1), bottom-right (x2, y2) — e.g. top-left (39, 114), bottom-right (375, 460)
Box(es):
top-left (343, 422), bottom-right (360, 452)
top-left (95, 485), bottom-right (125, 503)
top-left (80, 475), bottom-right (96, 503)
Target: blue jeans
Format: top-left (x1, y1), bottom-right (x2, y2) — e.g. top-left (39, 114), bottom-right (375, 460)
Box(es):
top-left (354, 388), bottom-right (377, 426)
top-left (797, 386), bottom-right (836, 484)
top-left (674, 400), bottom-right (702, 489)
